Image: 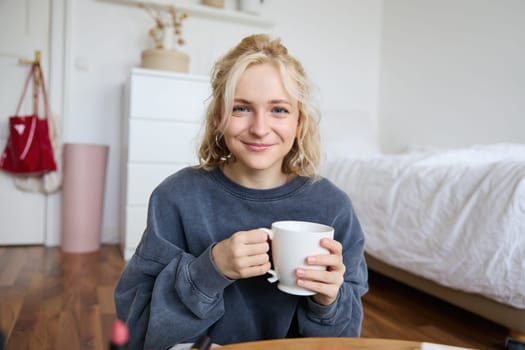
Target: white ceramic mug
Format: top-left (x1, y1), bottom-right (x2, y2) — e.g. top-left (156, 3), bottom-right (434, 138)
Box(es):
top-left (260, 221), bottom-right (334, 296)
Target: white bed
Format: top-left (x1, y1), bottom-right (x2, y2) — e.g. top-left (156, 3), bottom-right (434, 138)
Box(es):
top-left (319, 141), bottom-right (525, 338)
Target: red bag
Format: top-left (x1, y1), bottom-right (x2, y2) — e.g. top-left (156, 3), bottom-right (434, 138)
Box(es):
top-left (0, 63), bottom-right (57, 175)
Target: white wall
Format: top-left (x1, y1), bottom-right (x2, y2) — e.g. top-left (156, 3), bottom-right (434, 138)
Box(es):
top-left (62, 0), bottom-right (383, 244)
top-left (378, 0), bottom-right (525, 153)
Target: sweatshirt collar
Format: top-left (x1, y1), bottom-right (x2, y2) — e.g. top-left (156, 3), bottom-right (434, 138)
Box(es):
top-left (208, 166), bottom-right (310, 201)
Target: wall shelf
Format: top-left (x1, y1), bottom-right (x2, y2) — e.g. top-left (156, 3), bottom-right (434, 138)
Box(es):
top-left (99, 0), bottom-right (274, 27)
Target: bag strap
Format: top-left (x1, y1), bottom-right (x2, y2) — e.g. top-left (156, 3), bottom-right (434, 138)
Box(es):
top-left (36, 63), bottom-right (57, 143)
top-left (15, 64), bottom-right (35, 115)
top-left (14, 62), bottom-right (50, 119)
top-left (36, 62), bottom-right (51, 119)
top-left (33, 65), bottom-right (39, 115)
top-left (19, 114), bottom-right (37, 160)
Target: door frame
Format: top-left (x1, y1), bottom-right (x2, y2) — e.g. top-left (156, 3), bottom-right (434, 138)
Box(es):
top-left (45, 0), bottom-right (69, 246)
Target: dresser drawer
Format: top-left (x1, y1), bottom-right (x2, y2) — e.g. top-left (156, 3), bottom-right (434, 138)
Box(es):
top-left (126, 163), bottom-right (186, 205)
top-left (124, 206), bottom-right (147, 259)
top-left (128, 119), bottom-right (202, 163)
top-left (130, 72), bottom-right (210, 122)
top-left (122, 69), bottom-right (210, 260)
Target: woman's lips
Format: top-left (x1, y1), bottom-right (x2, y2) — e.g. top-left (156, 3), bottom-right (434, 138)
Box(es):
top-left (243, 142), bottom-right (273, 152)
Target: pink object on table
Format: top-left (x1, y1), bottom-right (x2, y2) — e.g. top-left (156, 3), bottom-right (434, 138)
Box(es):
top-left (61, 143), bottom-right (109, 253)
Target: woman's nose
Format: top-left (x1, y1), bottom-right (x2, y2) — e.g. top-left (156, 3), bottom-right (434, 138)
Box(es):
top-left (249, 110), bottom-right (270, 136)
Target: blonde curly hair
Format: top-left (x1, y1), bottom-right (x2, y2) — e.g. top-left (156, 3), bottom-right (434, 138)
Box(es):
top-left (198, 34), bottom-right (321, 177)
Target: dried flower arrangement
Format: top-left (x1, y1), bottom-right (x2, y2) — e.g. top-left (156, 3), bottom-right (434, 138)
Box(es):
top-left (139, 3), bottom-right (188, 49)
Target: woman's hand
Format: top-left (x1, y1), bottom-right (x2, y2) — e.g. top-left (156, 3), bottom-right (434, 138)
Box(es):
top-left (212, 229), bottom-right (271, 280)
top-left (295, 238), bottom-right (345, 306)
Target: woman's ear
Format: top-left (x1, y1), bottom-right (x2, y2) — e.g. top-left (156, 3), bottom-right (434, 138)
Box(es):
top-left (295, 112), bottom-right (303, 137)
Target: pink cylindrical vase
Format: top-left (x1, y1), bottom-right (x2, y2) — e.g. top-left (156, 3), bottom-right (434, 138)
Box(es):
top-left (61, 143), bottom-right (109, 253)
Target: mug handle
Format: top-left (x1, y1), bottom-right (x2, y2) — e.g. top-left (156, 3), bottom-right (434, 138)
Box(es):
top-left (259, 228), bottom-right (278, 283)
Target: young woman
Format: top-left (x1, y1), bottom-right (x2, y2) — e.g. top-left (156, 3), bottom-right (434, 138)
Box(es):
top-left (114, 34), bottom-right (368, 350)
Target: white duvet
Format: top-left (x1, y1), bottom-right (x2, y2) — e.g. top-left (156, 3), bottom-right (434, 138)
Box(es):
top-left (321, 143), bottom-right (525, 309)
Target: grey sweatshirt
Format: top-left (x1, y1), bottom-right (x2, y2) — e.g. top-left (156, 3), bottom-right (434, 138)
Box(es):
top-left (114, 166), bottom-right (368, 350)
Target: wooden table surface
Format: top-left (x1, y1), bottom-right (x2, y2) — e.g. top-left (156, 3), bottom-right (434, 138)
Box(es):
top-left (218, 337), bottom-right (422, 350)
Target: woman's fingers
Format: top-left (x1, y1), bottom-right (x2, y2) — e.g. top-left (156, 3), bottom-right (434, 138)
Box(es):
top-left (236, 261), bottom-right (272, 279)
top-left (306, 254), bottom-right (343, 270)
top-left (231, 229), bottom-right (269, 243)
top-left (212, 229), bottom-right (271, 279)
top-left (297, 278), bottom-right (340, 301)
top-left (295, 267), bottom-right (343, 305)
top-left (296, 266), bottom-right (344, 285)
top-left (295, 238), bottom-right (345, 305)
top-left (321, 237), bottom-right (343, 256)
top-left (304, 238), bottom-right (344, 271)
top-left (232, 250), bottom-right (270, 270)
top-left (228, 231), bottom-right (270, 257)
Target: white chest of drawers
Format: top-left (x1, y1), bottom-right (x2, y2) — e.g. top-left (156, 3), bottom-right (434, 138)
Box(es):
top-left (120, 68), bottom-right (210, 260)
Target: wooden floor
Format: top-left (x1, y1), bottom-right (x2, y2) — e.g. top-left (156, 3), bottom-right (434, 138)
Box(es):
top-left (362, 271), bottom-right (507, 349)
top-left (0, 245), bottom-right (508, 349)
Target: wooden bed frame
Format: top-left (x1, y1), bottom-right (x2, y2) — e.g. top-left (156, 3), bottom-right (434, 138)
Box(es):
top-left (365, 253), bottom-right (525, 341)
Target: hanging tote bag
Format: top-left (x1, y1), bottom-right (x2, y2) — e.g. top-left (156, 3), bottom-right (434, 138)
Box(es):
top-left (0, 62), bottom-right (57, 175)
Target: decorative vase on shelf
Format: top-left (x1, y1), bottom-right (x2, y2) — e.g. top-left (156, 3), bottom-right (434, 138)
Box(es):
top-left (139, 4), bottom-right (190, 73)
top-left (141, 48), bottom-right (189, 73)
top-left (201, 0), bottom-right (225, 8)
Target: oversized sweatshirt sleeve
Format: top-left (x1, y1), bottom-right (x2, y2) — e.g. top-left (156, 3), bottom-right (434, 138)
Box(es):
top-left (114, 185), bottom-right (233, 350)
top-left (295, 196), bottom-right (368, 337)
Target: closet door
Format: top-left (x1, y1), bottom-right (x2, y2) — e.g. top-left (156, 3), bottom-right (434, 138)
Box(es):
top-left (0, 0), bottom-right (51, 244)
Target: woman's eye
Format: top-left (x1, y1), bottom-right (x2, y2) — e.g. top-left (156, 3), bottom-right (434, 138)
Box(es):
top-left (232, 105), bottom-right (249, 113)
top-left (272, 107), bottom-right (289, 114)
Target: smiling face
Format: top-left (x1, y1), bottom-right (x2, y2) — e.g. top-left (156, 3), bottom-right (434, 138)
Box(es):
top-left (222, 63), bottom-right (300, 187)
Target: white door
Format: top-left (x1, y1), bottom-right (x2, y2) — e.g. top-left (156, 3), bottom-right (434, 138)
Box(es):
top-left (0, 0), bottom-right (51, 244)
